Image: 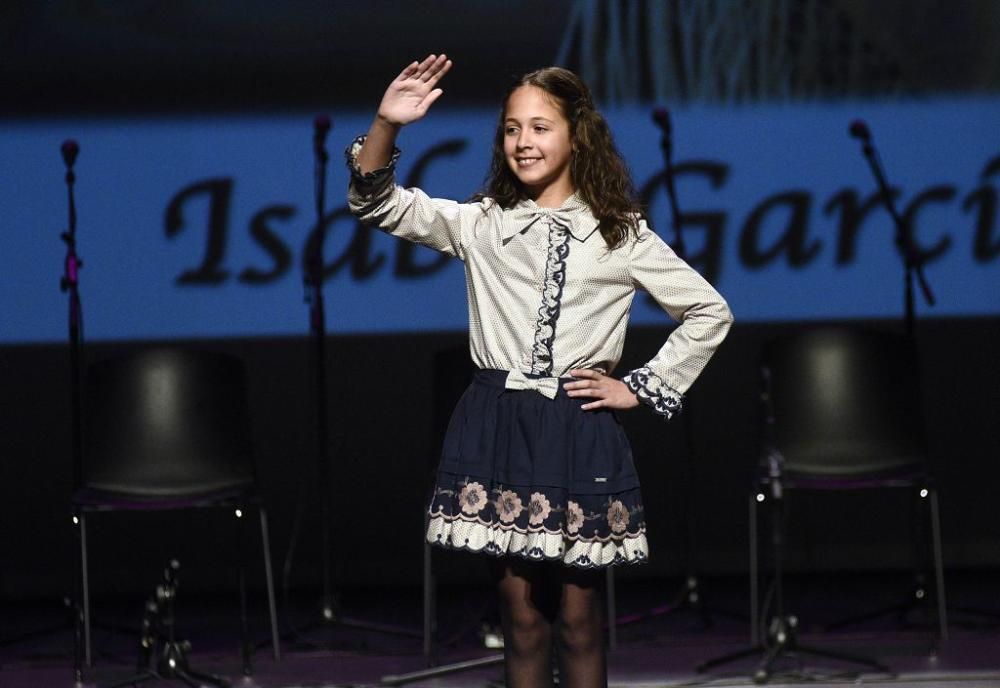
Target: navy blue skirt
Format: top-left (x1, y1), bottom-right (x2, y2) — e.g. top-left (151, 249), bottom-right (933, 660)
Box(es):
top-left (426, 369), bottom-right (648, 568)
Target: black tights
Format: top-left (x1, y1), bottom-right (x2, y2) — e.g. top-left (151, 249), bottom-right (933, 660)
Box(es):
top-left (490, 557), bottom-right (607, 688)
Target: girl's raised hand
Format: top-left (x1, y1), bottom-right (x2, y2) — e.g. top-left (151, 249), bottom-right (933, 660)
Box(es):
top-left (377, 54), bottom-right (453, 127)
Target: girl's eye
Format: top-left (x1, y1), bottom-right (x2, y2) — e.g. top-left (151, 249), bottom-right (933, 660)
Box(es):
top-left (505, 127), bottom-right (519, 135)
top-left (534, 126), bottom-right (547, 133)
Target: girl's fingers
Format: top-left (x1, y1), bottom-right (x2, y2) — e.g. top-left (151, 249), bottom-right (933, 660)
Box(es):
top-left (420, 88), bottom-right (445, 111)
top-left (393, 55), bottom-right (450, 91)
top-left (567, 383), bottom-right (603, 398)
top-left (427, 58), bottom-right (452, 85)
top-left (415, 54), bottom-right (442, 80)
top-left (396, 60), bottom-right (419, 80)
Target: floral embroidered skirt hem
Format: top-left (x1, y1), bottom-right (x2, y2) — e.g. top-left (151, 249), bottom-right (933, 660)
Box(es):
top-left (425, 369), bottom-right (649, 569)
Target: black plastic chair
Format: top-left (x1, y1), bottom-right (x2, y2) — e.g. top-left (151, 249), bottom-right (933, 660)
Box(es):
top-left (701, 326), bottom-right (947, 681)
top-left (750, 326), bottom-right (948, 643)
top-left (72, 348), bottom-right (280, 670)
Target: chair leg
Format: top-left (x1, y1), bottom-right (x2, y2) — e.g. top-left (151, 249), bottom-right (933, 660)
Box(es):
top-left (259, 507), bottom-right (281, 661)
top-left (749, 492), bottom-right (759, 646)
top-left (80, 512), bottom-right (92, 668)
top-left (237, 506), bottom-right (251, 676)
top-left (929, 488), bottom-right (948, 642)
top-left (423, 538), bottom-right (434, 663)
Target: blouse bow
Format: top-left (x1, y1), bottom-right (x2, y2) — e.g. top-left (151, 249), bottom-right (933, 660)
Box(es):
top-left (501, 197), bottom-right (601, 244)
top-left (504, 369), bottom-right (560, 399)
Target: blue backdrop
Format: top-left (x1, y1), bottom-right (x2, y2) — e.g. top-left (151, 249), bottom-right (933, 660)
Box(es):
top-left (2, 98), bottom-right (997, 343)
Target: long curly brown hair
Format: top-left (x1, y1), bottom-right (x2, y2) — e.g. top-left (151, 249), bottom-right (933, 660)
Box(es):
top-left (480, 67), bottom-right (644, 249)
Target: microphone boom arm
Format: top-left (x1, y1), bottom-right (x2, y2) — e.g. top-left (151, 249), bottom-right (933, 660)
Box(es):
top-left (852, 125), bottom-right (936, 335)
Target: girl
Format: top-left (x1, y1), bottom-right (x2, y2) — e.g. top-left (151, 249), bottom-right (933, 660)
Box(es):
top-left (347, 54), bottom-right (732, 688)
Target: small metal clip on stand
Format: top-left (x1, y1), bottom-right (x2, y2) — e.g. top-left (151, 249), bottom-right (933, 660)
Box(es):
top-left (104, 560), bottom-right (230, 688)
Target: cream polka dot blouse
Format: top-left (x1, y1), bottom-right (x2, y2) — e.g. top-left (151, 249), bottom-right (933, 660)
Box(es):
top-left (346, 137), bottom-right (733, 419)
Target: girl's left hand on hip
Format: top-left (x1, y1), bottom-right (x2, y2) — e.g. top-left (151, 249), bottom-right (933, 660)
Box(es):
top-left (565, 369), bottom-right (640, 411)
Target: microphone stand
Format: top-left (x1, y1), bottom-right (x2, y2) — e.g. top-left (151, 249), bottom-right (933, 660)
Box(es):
top-left (660, 109), bottom-right (686, 259)
top-left (60, 140), bottom-right (87, 683)
top-left (102, 560), bottom-right (229, 688)
top-left (307, 115), bottom-right (335, 629)
top-left (611, 109), bottom-right (739, 643)
top-left (851, 123), bottom-right (935, 338)
top-left (47, 140), bottom-right (132, 680)
top-left (288, 116), bottom-right (420, 649)
top-left (60, 140), bottom-right (84, 493)
top-left (815, 124), bottom-right (944, 636)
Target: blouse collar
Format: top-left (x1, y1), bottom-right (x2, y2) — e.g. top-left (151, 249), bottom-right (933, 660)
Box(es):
top-left (502, 193), bottom-right (601, 243)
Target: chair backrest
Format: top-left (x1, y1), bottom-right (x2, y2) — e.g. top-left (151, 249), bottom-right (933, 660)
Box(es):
top-left (762, 327), bottom-right (927, 477)
top-left (82, 348), bottom-right (255, 498)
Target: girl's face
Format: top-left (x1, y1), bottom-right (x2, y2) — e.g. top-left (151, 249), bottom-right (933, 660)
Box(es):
top-left (503, 85), bottom-right (575, 207)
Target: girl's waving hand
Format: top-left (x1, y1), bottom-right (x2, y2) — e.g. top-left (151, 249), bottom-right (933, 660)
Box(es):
top-left (378, 54), bottom-right (453, 127)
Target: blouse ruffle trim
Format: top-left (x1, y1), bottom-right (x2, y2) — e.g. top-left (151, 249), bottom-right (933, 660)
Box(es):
top-left (344, 134), bottom-right (401, 189)
top-left (622, 366), bottom-right (684, 420)
top-left (426, 512), bottom-right (648, 568)
top-left (530, 217), bottom-right (571, 376)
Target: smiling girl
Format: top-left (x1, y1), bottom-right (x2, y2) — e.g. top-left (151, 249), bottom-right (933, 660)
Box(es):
top-left (347, 55), bottom-right (733, 688)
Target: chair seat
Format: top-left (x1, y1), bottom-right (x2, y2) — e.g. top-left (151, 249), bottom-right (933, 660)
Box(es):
top-left (762, 466), bottom-right (930, 491)
top-left (73, 484), bottom-right (255, 511)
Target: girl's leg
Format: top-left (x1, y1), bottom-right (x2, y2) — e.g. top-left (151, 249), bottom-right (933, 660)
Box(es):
top-left (490, 557), bottom-right (556, 688)
top-left (555, 566), bottom-right (608, 688)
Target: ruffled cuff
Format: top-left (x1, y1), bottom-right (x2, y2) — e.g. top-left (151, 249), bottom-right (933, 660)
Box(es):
top-left (344, 134), bottom-right (401, 191)
top-left (622, 367), bottom-right (684, 420)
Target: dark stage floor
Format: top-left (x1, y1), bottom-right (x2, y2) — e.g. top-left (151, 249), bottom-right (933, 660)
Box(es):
top-left (2, 571), bottom-right (999, 687)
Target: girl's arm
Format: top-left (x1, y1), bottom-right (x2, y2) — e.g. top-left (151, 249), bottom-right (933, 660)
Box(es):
top-left (357, 54), bottom-right (451, 174)
top-left (567, 224), bottom-right (732, 417)
top-left (347, 55), bottom-right (476, 259)
top-left (623, 224), bottom-right (734, 419)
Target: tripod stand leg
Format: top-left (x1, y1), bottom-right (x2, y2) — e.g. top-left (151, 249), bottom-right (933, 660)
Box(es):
top-left (258, 506), bottom-right (281, 661)
top-left (172, 669), bottom-right (204, 688)
top-left (696, 644), bottom-right (764, 673)
top-left (795, 643), bottom-right (890, 674)
top-left (102, 669), bottom-right (159, 688)
top-left (381, 654), bottom-right (505, 686)
top-left (752, 639), bottom-right (787, 685)
top-left (177, 666), bottom-right (230, 688)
